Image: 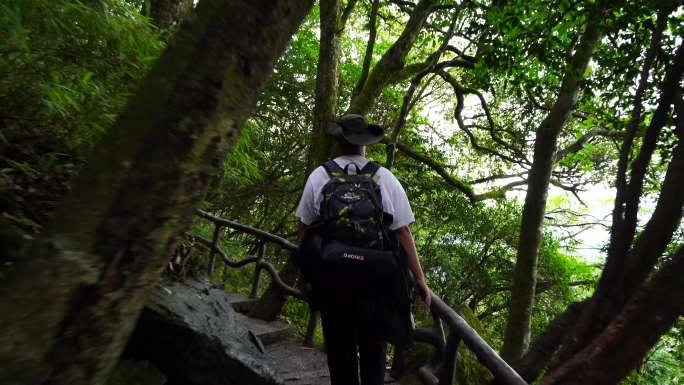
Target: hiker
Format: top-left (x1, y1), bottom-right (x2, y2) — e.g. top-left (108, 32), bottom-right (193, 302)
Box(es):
top-left (296, 114), bottom-right (431, 385)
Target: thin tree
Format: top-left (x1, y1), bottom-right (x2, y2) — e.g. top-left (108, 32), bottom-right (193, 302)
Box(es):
top-left (500, 7), bottom-right (605, 361)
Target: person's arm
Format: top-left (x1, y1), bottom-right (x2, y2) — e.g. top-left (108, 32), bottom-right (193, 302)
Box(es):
top-left (297, 222), bottom-right (311, 245)
top-left (295, 167), bottom-right (321, 245)
top-left (394, 225), bottom-right (431, 308)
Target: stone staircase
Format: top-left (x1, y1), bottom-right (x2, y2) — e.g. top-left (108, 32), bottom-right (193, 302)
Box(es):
top-left (226, 293), bottom-right (400, 385)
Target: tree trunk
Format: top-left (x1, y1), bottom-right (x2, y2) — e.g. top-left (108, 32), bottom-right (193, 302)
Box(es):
top-left (500, 13), bottom-right (603, 362)
top-left (0, 1), bottom-right (313, 384)
top-left (307, 0), bottom-right (344, 171)
top-left (149, 0), bottom-right (194, 29)
top-left (511, 300), bottom-right (588, 382)
top-left (607, 6), bottom-right (670, 265)
top-left (550, 40), bottom-right (684, 367)
top-left (539, 245), bottom-right (684, 385)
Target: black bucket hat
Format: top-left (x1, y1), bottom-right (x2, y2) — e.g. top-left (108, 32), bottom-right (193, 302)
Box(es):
top-left (325, 114), bottom-right (385, 145)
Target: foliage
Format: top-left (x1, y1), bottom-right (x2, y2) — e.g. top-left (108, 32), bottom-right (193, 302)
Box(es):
top-left (180, 1), bottom-right (683, 382)
top-left (2, 0), bottom-right (682, 384)
top-left (0, 0), bottom-right (162, 235)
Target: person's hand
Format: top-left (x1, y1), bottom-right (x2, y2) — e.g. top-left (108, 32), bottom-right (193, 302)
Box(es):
top-left (416, 277), bottom-right (431, 308)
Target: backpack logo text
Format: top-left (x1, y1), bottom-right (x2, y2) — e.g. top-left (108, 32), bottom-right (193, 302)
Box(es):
top-left (343, 253), bottom-right (365, 261)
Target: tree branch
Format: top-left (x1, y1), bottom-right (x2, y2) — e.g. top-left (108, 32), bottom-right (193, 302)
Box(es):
top-left (385, 139), bottom-right (476, 200)
top-left (467, 171), bottom-right (528, 185)
top-left (384, 139), bottom-right (529, 202)
top-left (338, 0), bottom-right (358, 31)
top-left (347, 0), bottom-right (439, 115)
top-left (386, 10), bottom-right (460, 168)
top-left (553, 129), bottom-right (631, 162)
top-left (351, 0), bottom-right (378, 98)
top-left (439, 71), bottom-right (527, 165)
top-left (525, 88), bottom-right (588, 120)
top-left (607, 6), bottom-right (674, 265)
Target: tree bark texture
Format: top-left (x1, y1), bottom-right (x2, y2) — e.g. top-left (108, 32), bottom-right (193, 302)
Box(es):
top-left (539, 245), bottom-right (684, 385)
top-left (149, 0), bottom-right (194, 29)
top-left (0, 1), bottom-right (313, 384)
top-left (307, 0), bottom-right (344, 171)
top-left (347, 0), bottom-right (437, 115)
top-left (551, 41), bottom-right (684, 367)
top-left (500, 14), bottom-right (603, 362)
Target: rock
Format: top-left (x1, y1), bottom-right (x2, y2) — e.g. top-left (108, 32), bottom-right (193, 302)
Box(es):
top-left (123, 278), bottom-right (278, 385)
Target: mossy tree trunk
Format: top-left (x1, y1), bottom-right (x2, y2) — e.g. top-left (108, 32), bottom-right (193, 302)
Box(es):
top-left (0, 1), bottom-right (312, 384)
top-left (540, 245), bottom-right (684, 385)
top-left (507, 9), bottom-right (681, 383)
top-left (540, 90), bottom-right (684, 383)
top-left (307, 0), bottom-right (347, 172)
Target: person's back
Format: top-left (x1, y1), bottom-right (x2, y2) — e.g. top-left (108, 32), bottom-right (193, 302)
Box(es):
top-left (296, 114), bottom-right (430, 385)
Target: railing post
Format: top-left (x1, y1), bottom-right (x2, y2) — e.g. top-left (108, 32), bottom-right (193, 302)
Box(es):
top-left (207, 225), bottom-right (222, 277)
top-left (304, 308), bottom-right (319, 347)
top-left (438, 332), bottom-right (462, 385)
top-left (431, 312), bottom-right (446, 368)
top-left (250, 243), bottom-right (265, 299)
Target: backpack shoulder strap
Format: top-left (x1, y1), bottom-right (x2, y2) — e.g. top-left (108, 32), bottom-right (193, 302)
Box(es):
top-left (322, 160), bottom-right (345, 177)
top-left (359, 161), bottom-right (381, 177)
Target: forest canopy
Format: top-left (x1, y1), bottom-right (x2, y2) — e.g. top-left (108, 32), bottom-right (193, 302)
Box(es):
top-left (0, 1), bottom-right (682, 385)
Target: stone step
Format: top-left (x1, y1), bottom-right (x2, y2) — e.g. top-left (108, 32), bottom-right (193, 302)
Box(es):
top-left (236, 312), bottom-right (293, 346)
top-left (268, 341), bottom-right (330, 385)
top-left (222, 291), bottom-right (259, 313)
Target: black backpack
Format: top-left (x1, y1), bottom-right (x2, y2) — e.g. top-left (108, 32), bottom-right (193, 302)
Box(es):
top-left (316, 160), bottom-right (399, 289)
top-left (319, 160), bottom-right (387, 248)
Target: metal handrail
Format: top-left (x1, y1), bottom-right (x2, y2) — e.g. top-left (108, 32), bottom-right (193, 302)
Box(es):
top-left (429, 296), bottom-right (527, 385)
top-left (197, 210), bottom-right (297, 251)
top-left (192, 210), bottom-right (528, 385)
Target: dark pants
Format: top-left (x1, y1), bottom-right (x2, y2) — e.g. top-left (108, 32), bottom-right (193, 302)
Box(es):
top-left (321, 301), bottom-right (387, 385)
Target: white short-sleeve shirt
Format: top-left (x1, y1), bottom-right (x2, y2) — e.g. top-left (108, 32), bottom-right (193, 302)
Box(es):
top-left (295, 155), bottom-right (415, 230)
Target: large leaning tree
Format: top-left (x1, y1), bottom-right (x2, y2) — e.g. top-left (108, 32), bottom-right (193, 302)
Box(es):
top-left (0, 1), bottom-right (313, 384)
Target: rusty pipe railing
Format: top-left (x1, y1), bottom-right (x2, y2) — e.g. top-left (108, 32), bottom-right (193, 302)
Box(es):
top-left (192, 209), bottom-right (528, 385)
